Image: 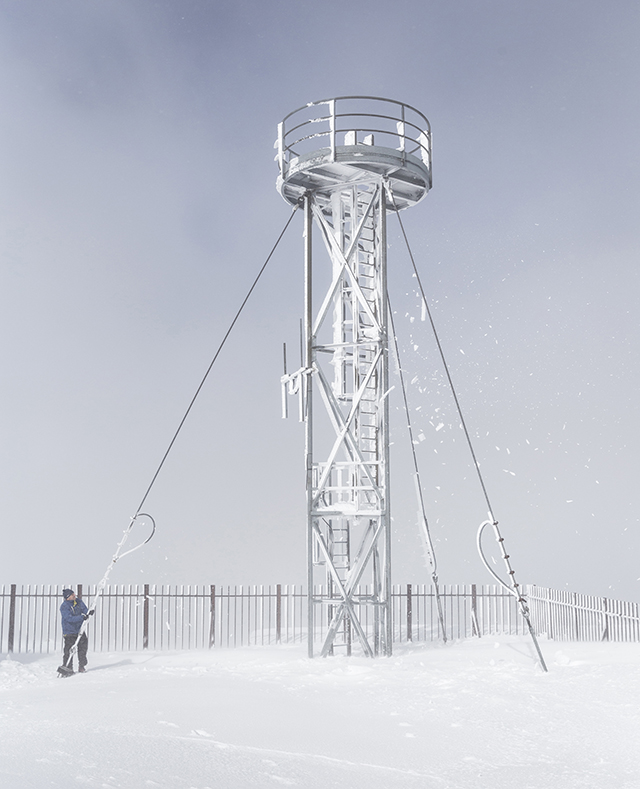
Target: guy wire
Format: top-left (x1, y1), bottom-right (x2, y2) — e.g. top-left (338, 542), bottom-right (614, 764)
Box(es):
top-left (388, 297), bottom-right (447, 643)
top-left (389, 195), bottom-right (495, 521)
top-left (133, 203), bottom-right (299, 517)
top-left (388, 190), bottom-right (547, 671)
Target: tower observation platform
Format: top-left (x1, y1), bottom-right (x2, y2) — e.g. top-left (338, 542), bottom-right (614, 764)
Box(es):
top-left (277, 97), bottom-right (432, 657)
top-left (276, 96), bottom-right (431, 211)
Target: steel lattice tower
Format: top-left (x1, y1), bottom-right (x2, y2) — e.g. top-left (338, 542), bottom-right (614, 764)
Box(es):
top-left (277, 97), bottom-right (432, 657)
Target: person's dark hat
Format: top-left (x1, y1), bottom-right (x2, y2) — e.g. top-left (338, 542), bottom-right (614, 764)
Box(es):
top-left (62, 588), bottom-right (74, 599)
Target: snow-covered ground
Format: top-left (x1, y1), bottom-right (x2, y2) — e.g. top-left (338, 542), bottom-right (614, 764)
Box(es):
top-left (1, 637), bottom-right (639, 789)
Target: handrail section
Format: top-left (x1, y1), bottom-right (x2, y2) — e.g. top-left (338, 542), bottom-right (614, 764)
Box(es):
top-left (275, 96), bottom-right (432, 177)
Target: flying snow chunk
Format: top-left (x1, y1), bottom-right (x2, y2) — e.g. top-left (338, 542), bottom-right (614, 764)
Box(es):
top-left (380, 386), bottom-right (395, 402)
top-left (435, 423), bottom-right (444, 432)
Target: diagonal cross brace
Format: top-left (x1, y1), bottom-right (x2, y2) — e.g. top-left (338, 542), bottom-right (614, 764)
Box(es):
top-left (311, 192), bottom-right (381, 338)
top-left (312, 350), bottom-right (383, 508)
top-left (314, 517), bottom-right (387, 657)
top-left (313, 364), bottom-right (383, 506)
top-left (312, 522), bottom-right (375, 657)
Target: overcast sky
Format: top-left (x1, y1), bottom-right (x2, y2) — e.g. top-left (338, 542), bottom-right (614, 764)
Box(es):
top-left (1, 0), bottom-right (638, 601)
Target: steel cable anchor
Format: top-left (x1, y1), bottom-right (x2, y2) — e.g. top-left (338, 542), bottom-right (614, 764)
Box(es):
top-left (57, 513), bottom-right (156, 677)
top-left (477, 517), bottom-right (548, 672)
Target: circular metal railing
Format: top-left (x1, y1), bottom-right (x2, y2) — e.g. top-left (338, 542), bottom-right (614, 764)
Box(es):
top-left (275, 96), bottom-right (431, 178)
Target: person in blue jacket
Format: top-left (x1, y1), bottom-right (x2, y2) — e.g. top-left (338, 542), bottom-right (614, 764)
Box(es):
top-left (60, 588), bottom-right (93, 673)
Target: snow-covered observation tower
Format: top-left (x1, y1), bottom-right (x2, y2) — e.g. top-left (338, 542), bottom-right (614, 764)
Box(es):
top-left (277, 97), bottom-right (432, 657)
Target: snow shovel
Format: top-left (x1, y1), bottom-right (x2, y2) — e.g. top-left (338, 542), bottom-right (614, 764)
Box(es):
top-left (57, 663), bottom-right (74, 678)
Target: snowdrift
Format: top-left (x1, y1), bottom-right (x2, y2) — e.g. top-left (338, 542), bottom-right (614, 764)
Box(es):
top-left (1, 637), bottom-right (639, 788)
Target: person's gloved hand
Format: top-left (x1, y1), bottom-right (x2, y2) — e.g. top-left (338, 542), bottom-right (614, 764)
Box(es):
top-left (88, 610), bottom-right (95, 616)
top-left (82, 614), bottom-right (89, 620)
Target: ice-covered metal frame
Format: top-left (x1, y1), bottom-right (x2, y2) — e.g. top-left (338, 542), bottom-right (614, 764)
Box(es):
top-left (278, 97), bottom-right (432, 658)
top-left (276, 96), bottom-right (432, 212)
top-left (302, 182), bottom-right (391, 658)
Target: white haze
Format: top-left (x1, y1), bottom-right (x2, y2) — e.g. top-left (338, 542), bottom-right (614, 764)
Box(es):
top-left (0, 1), bottom-right (639, 600)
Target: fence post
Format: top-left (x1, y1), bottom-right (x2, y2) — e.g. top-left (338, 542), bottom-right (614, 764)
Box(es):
top-left (471, 584), bottom-right (481, 637)
top-left (276, 584), bottom-right (282, 644)
top-left (209, 585), bottom-right (216, 648)
top-left (601, 597), bottom-right (609, 641)
top-left (77, 584), bottom-right (83, 601)
top-left (8, 584), bottom-right (17, 653)
top-left (406, 584), bottom-right (412, 641)
top-left (143, 584), bottom-right (150, 649)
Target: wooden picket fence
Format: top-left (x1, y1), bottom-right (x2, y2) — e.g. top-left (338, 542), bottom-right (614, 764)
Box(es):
top-left (1, 582), bottom-right (638, 654)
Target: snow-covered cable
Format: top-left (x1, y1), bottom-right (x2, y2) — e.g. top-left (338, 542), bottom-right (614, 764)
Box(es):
top-left (388, 301), bottom-right (447, 643)
top-left (387, 187), bottom-right (495, 520)
top-left (59, 205), bottom-right (299, 676)
top-left (60, 513), bottom-right (156, 672)
top-left (477, 519), bottom-right (548, 671)
top-left (133, 202), bottom-right (300, 517)
top-left (387, 184), bottom-right (547, 672)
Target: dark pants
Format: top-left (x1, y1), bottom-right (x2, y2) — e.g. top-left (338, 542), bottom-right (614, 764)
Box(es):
top-left (63, 633), bottom-right (88, 670)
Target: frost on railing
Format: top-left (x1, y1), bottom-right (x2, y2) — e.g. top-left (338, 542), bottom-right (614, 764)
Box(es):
top-left (275, 96), bottom-right (432, 177)
top-left (3, 583), bottom-right (639, 653)
top-left (527, 585), bottom-right (640, 642)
